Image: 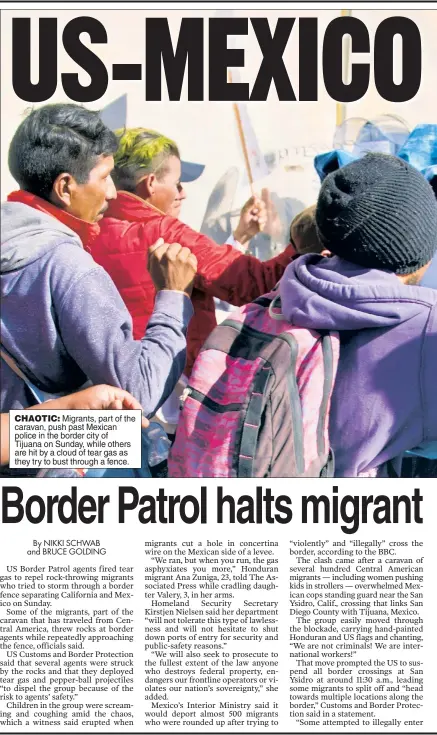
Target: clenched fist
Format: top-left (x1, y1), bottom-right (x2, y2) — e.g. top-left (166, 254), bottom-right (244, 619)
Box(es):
top-left (148, 238), bottom-right (198, 297)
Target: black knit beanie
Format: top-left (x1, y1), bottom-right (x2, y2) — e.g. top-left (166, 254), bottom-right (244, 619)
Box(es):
top-left (316, 153), bottom-right (437, 274)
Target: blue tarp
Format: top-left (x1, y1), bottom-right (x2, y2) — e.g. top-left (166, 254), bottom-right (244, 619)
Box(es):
top-left (315, 123), bottom-right (437, 188)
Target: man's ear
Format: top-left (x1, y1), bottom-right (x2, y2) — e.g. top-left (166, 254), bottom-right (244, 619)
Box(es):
top-left (321, 249), bottom-right (332, 257)
top-left (51, 172), bottom-right (75, 208)
top-left (136, 173), bottom-right (156, 199)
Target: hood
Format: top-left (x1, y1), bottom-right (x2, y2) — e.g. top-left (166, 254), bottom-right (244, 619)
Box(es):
top-left (279, 254), bottom-right (437, 331)
top-left (1, 201), bottom-right (83, 273)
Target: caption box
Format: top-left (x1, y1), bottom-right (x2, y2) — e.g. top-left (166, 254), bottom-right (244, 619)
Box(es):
top-left (9, 410), bottom-right (142, 470)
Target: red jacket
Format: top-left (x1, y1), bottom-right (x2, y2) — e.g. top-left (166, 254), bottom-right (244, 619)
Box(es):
top-left (90, 191), bottom-right (296, 374)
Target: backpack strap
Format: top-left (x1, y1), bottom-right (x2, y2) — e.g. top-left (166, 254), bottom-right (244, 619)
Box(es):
top-left (1, 346), bottom-right (90, 404)
top-left (237, 363), bottom-right (273, 478)
top-left (1, 348), bottom-right (30, 384)
top-left (253, 292), bottom-right (284, 320)
top-left (386, 459), bottom-right (399, 478)
top-left (317, 332), bottom-right (336, 457)
top-left (320, 448), bottom-right (335, 477)
top-left (268, 294), bottom-right (285, 321)
top-left (1, 348), bottom-right (48, 403)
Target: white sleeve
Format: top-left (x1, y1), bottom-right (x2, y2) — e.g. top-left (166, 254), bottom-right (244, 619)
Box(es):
top-left (224, 233), bottom-right (246, 253)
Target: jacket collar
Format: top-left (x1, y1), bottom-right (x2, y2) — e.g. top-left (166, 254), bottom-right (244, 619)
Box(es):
top-left (105, 190), bottom-right (164, 222)
top-left (7, 190), bottom-right (100, 249)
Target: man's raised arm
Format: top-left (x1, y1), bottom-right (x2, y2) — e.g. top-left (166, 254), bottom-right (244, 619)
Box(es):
top-left (156, 215), bottom-right (296, 306)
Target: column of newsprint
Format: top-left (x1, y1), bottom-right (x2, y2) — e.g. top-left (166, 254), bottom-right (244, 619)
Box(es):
top-left (0, 479), bottom-right (435, 733)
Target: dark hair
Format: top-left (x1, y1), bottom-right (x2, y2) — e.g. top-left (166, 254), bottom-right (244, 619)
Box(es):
top-left (8, 103), bottom-right (118, 200)
top-left (290, 205), bottom-right (323, 255)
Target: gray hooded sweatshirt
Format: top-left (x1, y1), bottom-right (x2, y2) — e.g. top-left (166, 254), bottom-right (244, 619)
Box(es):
top-left (1, 202), bottom-right (193, 413)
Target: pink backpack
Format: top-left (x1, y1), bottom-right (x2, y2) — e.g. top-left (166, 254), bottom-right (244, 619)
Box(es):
top-left (169, 291), bottom-right (339, 478)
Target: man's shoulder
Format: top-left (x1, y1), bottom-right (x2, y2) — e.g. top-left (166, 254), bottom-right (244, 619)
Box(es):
top-left (1, 200), bottom-right (79, 240)
top-left (103, 192), bottom-right (161, 227)
top-left (99, 198), bottom-right (216, 257)
top-left (46, 242), bottom-right (114, 312)
top-left (46, 239), bottom-right (97, 270)
top-left (95, 209), bottom-right (162, 255)
top-left (28, 241), bottom-right (102, 310)
top-left (1, 201), bottom-right (94, 275)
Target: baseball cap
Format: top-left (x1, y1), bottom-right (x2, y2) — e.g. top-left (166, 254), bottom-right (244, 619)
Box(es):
top-left (180, 160), bottom-right (205, 182)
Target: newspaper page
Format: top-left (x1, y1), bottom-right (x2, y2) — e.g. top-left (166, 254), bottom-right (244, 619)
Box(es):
top-left (1, 3), bottom-right (437, 735)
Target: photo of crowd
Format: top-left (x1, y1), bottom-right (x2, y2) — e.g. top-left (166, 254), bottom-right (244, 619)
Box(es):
top-left (1, 103), bottom-right (436, 479)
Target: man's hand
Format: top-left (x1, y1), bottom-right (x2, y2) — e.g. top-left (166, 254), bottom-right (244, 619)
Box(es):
top-left (47, 386), bottom-right (149, 428)
top-left (148, 238), bottom-right (197, 296)
top-left (233, 195), bottom-right (267, 247)
top-left (260, 188), bottom-right (284, 241)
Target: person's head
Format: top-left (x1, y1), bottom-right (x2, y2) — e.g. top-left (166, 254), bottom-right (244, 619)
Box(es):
top-left (8, 104), bottom-right (118, 223)
top-left (112, 128), bottom-right (187, 217)
top-left (315, 153), bottom-right (437, 285)
top-left (290, 205), bottom-right (325, 255)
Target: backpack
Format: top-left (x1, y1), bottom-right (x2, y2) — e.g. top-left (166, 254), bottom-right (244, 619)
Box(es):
top-left (168, 290), bottom-right (340, 478)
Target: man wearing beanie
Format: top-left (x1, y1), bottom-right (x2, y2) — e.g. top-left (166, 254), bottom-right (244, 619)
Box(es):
top-left (279, 153), bottom-right (437, 477)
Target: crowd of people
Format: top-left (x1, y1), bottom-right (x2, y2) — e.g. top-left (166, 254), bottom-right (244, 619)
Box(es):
top-left (1, 103), bottom-right (436, 477)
